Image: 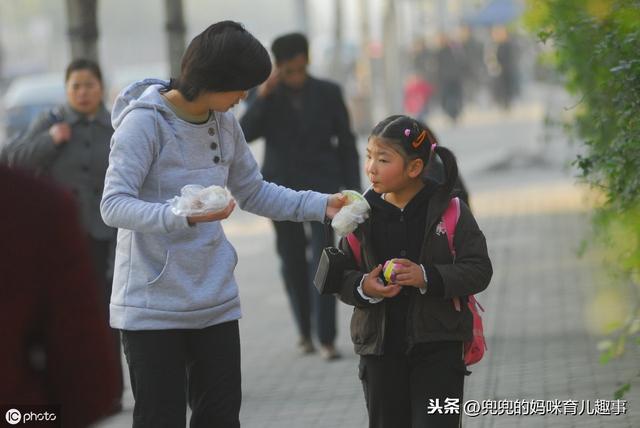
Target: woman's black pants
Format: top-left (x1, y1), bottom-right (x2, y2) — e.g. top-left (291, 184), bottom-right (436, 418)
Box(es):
top-left (121, 321), bottom-right (241, 428)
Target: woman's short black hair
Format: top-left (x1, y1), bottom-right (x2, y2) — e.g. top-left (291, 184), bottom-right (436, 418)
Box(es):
top-left (170, 21), bottom-right (272, 101)
top-left (271, 33), bottom-right (309, 64)
top-left (65, 58), bottom-right (103, 83)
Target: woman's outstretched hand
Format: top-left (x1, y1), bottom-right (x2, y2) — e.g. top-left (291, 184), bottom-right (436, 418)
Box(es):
top-left (325, 193), bottom-right (347, 219)
top-left (187, 199), bottom-right (236, 225)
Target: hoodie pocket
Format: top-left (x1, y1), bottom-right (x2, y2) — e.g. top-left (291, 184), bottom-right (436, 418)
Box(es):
top-left (146, 249), bottom-right (171, 286)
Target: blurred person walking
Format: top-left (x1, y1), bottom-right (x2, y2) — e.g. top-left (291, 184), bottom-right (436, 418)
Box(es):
top-left (436, 35), bottom-right (465, 123)
top-left (240, 33), bottom-right (361, 360)
top-left (100, 21), bottom-right (345, 428)
top-left (0, 165), bottom-right (121, 428)
top-left (460, 26), bottom-right (487, 103)
top-left (403, 72), bottom-right (434, 120)
top-left (4, 59), bottom-right (123, 408)
top-left (492, 28), bottom-right (520, 109)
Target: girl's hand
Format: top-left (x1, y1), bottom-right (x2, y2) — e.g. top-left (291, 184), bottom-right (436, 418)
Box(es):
top-left (387, 259), bottom-right (427, 289)
top-left (362, 265), bottom-right (401, 299)
top-left (325, 193), bottom-right (347, 219)
top-left (187, 199), bottom-right (236, 225)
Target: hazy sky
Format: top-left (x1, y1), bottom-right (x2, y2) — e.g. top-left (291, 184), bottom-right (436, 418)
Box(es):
top-left (0, 0), bottom-right (363, 78)
top-left (0, 0), bottom-right (478, 80)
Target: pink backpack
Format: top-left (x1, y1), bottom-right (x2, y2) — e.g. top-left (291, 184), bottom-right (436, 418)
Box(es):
top-left (442, 198), bottom-right (487, 366)
top-left (345, 197), bottom-right (487, 366)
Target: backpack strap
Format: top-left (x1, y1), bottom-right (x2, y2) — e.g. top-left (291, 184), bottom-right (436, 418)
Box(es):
top-left (346, 232), bottom-right (362, 268)
top-left (442, 197), bottom-right (460, 259)
top-left (442, 197), bottom-right (462, 311)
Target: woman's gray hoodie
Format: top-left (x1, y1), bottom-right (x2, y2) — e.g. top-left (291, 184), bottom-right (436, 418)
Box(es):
top-left (101, 79), bottom-right (328, 330)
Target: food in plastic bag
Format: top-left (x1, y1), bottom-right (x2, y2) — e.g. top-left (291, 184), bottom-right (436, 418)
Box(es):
top-left (331, 190), bottom-right (371, 237)
top-left (168, 184), bottom-right (231, 216)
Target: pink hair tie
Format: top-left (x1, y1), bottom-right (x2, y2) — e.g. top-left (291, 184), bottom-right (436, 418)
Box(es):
top-left (404, 129), bottom-right (411, 137)
top-left (430, 143), bottom-right (437, 152)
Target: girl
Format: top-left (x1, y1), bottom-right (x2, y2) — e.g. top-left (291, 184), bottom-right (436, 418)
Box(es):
top-left (100, 21), bottom-right (344, 427)
top-left (337, 115), bottom-right (492, 427)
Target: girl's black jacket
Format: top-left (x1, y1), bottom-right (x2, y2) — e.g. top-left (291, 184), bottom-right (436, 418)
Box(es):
top-left (337, 183), bottom-right (492, 356)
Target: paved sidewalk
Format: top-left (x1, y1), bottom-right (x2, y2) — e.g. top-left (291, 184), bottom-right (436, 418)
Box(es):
top-left (95, 93), bottom-right (639, 427)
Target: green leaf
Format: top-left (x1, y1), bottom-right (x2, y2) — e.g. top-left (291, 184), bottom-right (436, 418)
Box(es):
top-left (614, 383), bottom-right (631, 399)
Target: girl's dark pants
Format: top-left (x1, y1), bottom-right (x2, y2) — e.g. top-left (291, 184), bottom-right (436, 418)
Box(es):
top-left (359, 341), bottom-right (466, 428)
top-left (121, 321), bottom-right (241, 428)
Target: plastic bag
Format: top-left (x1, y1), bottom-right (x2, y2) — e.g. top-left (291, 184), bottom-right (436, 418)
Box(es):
top-left (168, 184), bottom-right (231, 217)
top-left (331, 190), bottom-right (371, 237)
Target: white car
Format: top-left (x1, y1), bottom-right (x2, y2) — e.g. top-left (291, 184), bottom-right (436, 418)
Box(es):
top-left (1, 72), bottom-right (65, 141)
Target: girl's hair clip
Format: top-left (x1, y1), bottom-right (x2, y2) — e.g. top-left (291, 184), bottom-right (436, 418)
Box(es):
top-left (412, 130), bottom-right (427, 149)
top-left (430, 142), bottom-right (437, 152)
top-left (404, 129), bottom-right (411, 137)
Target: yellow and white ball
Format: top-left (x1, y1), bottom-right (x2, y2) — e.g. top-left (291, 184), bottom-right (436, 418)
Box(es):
top-left (382, 259), bottom-right (401, 284)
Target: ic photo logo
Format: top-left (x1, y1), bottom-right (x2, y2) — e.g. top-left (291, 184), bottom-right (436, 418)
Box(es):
top-left (3, 407), bottom-right (58, 425)
top-left (5, 409), bottom-right (21, 425)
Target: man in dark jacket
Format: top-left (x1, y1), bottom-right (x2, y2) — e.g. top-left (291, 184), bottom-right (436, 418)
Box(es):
top-left (240, 33), bottom-right (360, 359)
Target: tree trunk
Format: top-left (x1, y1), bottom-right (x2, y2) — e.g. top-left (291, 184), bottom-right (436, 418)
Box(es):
top-left (165, 0), bottom-right (186, 79)
top-left (331, 0), bottom-right (343, 81)
top-left (65, 0), bottom-right (99, 62)
top-left (353, 0), bottom-right (373, 134)
top-left (382, 0), bottom-right (402, 115)
top-left (294, 0), bottom-right (309, 34)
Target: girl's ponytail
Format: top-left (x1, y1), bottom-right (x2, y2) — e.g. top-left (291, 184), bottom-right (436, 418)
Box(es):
top-left (421, 123), bottom-right (459, 195)
top-left (433, 145), bottom-right (459, 195)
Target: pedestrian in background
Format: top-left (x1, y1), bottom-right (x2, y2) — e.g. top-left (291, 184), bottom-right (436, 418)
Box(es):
top-left (436, 34), bottom-right (465, 122)
top-left (0, 165), bottom-right (120, 428)
top-left (493, 27), bottom-right (520, 109)
top-left (403, 72), bottom-right (434, 120)
top-left (240, 33), bottom-right (360, 359)
top-left (336, 115), bottom-right (492, 428)
top-left (101, 21), bottom-right (345, 427)
top-left (4, 58), bottom-right (122, 408)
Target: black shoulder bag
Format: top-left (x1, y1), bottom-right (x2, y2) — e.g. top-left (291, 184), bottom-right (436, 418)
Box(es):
top-left (313, 221), bottom-right (349, 295)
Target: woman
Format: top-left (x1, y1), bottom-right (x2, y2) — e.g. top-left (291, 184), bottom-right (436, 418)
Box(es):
top-left (100, 21), bottom-right (345, 427)
top-left (6, 59), bottom-right (122, 408)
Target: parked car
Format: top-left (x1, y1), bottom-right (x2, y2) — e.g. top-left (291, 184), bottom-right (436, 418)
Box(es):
top-left (1, 73), bottom-right (65, 141)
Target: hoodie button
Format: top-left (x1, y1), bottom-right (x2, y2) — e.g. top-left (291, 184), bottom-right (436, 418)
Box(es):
top-left (213, 156), bottom-right (220, 164)
top-left (208, 127), bottom-right (215, 136)
top-left (210, 142), bottom-right (218, 150)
